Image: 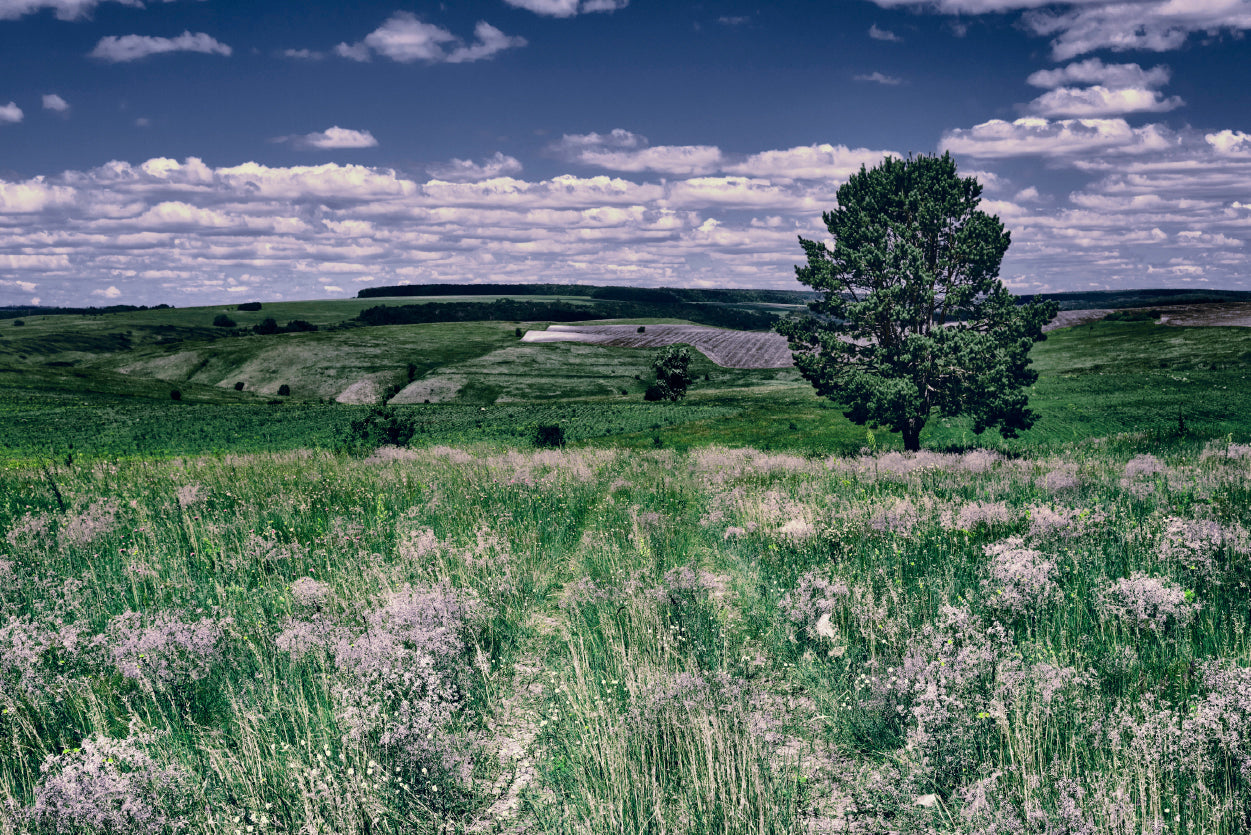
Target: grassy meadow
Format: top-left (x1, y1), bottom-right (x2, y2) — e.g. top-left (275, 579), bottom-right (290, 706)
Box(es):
top-left (2, 298), bottom-right (1251, 833)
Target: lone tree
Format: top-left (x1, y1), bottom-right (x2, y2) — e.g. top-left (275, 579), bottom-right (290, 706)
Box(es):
top-left (777, 153), bottom-right (1057, 451)
top-left (644, 346), bottom-right (693, 402)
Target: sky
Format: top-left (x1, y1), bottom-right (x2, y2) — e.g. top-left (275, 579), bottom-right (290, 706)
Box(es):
top-left (1, 0), bottom-right (1250, 307)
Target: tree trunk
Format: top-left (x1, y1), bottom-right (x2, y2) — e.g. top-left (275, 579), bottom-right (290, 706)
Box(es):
top-left (902, 419), bottom-right (923, 452)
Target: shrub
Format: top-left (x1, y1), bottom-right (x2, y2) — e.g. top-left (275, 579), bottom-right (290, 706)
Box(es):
top-left (237, 301), bottom-right (262, 311)
top-left (211, 313), bottom-right (236, 328)
top-left (234, 381), bottom-right (245, 391)
top-left (515, 327), bottom-right (524, 337)
top-left (28, 733), bottom-right (195, 834)
top-left (277, 384), bottom-right (291, 396)
top-left (637, 325), bottom-right (646, 333)
top-left (253, 317), bottom-right (279, 335)
top-left (169, 389), bottom-right (181, 401)
top-left (534, 424), bottom-right (566, 448)
top-left (12, 319), bottom-right (24, 326)
top-left (341, 405), bottom-right (417, 451)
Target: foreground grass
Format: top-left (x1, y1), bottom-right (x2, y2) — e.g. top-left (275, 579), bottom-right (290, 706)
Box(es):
top-left (2, 440), bottom-right (1250, 833)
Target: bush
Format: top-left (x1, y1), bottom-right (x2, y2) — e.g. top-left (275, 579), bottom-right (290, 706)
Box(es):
top-left (534, 424), bottom-right (565, 448)
top-left (341, 405), bottom-right (417, 451)
top-left (637, 325), bottom-right (646, 333)
top-left (253, 318), bottom-right (279, 335)
top-left (646, 346), bottom-right (692, 402)
top-left (277, 384), bottom-right (291, 397)
top-left (283, 319), bottom-right (318, 333)
top-left (169, 390), bottom-right (181, 401)
top-left (212, 313), bottom-right (236, 328)
top-left (237, 301), bottom-right (262, 311)
top-left (12, 319), bottom-right (24, 326)
top-left (515, 327), bottom-right (524, 338)
top-left (234, 381), bottom-right (245, 391)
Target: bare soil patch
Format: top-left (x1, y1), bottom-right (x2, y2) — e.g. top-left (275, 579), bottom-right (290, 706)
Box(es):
top-left (523, 324), bottom-right (794, 368)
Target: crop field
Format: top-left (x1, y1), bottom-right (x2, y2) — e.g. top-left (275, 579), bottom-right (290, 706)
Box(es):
top-left (523, 324), bottom-right (794, 368)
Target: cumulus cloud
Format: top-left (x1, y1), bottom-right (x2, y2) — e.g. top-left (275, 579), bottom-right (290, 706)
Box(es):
top-left (426, 152), bottom-right (523, 182)
top-left (502, 0), bottom-right (627, 16)
top-left (1207, 130), bottom-right (1251, 156)
top-left (335, 13), bottom-right (524, 63)
top-left (1026, 58), bottom-right (1171, 90)
top-left (942, 117), bottom-right (1174, 159)
top-left (0, 102), bottom-right (22, 124)
top-left (42, 93), bottom-right (69, 112)
top-left (854, 71), bottom-right (903, 85)
top-left (282, 126), bottom-right (379, 150)
top-left (5, 134), bottom-right (1251, 304)
top-left (90, 31), bottom-right (232, 62)
top-left (723, 143), bottom-right (897, 181)
top-left (1027, 85), bottom-right (1183, 117)
top-left (868, 23), bottom-right (901, 41)
top-left (93, 285), bottom-right (122, 298)
top-left (281, 48), bottom-right (323, 60)
top-left (554, 130), bottom-right (723, 175)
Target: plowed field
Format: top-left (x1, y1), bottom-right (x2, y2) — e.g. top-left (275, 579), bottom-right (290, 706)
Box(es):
top-left (522, 324), bottom-right (794, 368)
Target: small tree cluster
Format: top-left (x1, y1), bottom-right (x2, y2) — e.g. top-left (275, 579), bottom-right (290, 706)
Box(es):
top-left (644, 346), bottom-right (693, 402)
top-left (341, 405), bottom-right (417, 452)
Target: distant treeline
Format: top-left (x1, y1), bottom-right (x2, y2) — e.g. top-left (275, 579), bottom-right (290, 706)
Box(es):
top-left (0, 303), bottom-right (173, 320)
top-left (356, 297), bottom-right (780, 331)
top-left (1023, 289), bottom-right (1251, 311)
top-left (357, 283), bottom-right (817, 306)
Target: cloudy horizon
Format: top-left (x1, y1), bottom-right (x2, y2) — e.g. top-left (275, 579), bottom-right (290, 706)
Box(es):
top-left (2, 0), bottom-right (1250, 307)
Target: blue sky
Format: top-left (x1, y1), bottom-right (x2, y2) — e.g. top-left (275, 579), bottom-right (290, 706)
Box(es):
top-left (2, 0), bottom-right (1250, 306)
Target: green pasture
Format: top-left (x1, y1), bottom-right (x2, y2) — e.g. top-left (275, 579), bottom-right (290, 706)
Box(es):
top-left (0, 303), bottom-right (1249, 462)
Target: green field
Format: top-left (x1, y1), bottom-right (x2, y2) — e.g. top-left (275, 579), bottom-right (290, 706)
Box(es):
top-left (1, 299), bottom-right (1249, 462)
top-left (3, 297), bottom-right (1251, 834)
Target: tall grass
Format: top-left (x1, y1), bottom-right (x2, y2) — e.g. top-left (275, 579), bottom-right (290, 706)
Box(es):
top-left (2, 440), bottom-right (1250, 833)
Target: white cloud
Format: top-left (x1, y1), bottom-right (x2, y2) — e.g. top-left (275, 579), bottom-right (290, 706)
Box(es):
top-left (446, 22), bottom-right (527, 63)
top-left (0, 102), bottom-right (23, 123)
top-left (0, 0), bottom-right (153, 20)
top-left (42, 93), bottom-right (69, 112)
top-left (1027, 85), bottom-right (1184, 117)
top-left (1026, 2), bottom-right (1251, 60)
top-left (942, 117), bottom-right (1174, 159)
top-left (718, 15), bottom-right (750, 25)
top-left (6, 138), bottom-right (1251, 305)
top-left (867, 0), bottom-right (1251, 59)
top-left (426, 152), bottom-right (523, 182)
top-left (0, 254), bottom-right (69, 270)
top-left (286, 126), bottom-right (379, 150)
top-left (854, 71), bottom-right (903, 85)
top-left (0, 279), bottom-right (37, 292)
top-left (336, 13), bottom-right (524, 64)
top-left (868, 23), bottom-right (901, 41)
top-left (554, 130), bottom-right (723, 175)
top-left (281, 48), bottom-right (323, 60)
top-left (0, 177), bottom-right (76, 213)
top-left (1026, 58), bottom-right (1171, 90)
top-left (90, 31), bottom-right (232, 62)
top-left (724, 143), bottom-right (897, 181)
top-left (93, 285), bottom-right (122, 298)
top-left (502, 0), bottom-right (627, 17)
top-left (1207, 130), bottom-right (1251, 156)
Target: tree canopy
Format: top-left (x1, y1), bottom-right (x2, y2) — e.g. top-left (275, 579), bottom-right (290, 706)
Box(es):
top-left (776, 153), bottom-right (1058, 451)
top-left (644, 346), bottom-right (693, 402)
